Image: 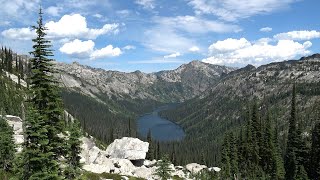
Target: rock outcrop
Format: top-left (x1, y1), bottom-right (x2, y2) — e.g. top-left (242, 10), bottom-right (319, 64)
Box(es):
top-left (4, 115), bottom-right (221, 179)
top-left (105, 137), bottom-right (149, 160)
top-left (3, 115), bottom-right (24, 152)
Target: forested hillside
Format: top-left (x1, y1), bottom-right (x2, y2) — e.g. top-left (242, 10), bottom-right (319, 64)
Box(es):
top-left (0, 47), bottom-right (26, 117)
top-left (160, 56), bottom-right (320, 166)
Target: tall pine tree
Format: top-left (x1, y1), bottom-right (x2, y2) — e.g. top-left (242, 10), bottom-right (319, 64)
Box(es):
top-left (310, 122), bottom-right (320, 179)
top-left (284, 84), bottom-right (308, 180)
top-left (64, 121), bottom-right (82, 180)
top-left (29, 7), bottom-right (64, 161)
top-left (0, 116), bottom-right (15, 172)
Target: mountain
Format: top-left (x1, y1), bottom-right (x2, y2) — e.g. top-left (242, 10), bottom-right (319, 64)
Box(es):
top-left (54, 60), bottom-right (234, 116)
top-left (159, 55), bottom-right (320, 165)
top-left (53, 60), bottom-right (235, 143)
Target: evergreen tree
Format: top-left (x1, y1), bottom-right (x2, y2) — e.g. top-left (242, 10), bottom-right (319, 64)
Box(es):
top-left (19, 106), bottom-right (60, 179)
top-left (261, 112), bottom-right (285, 179)
top-left (157, 141), bottom-right (161, 160)
top-left (155, 155), bottom-right (173, 180)
top-left (146, 129), bottom-right (154, 160)
top-left (229, 132), bottom-right (239, 178)
top-left (128, 118), bottom-right (132, 137)
top-left (0, 116), bottom-right (15, 172)
top-left (29, 7), bottom-right (64, 162)
top-left (310, 122), bottom-right (320, 179)
top-left (221, 133), bottom-right (231, 179)
top-left (284, 84), bottom-right (308, 180)
top-left (171, 143), bottom-right (176, 165)
top-left (64, 121), bottom-right (82, 180)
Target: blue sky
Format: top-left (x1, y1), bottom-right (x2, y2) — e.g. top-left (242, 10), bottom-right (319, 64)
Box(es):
top-left (0, 0), bottom-right (320, 72)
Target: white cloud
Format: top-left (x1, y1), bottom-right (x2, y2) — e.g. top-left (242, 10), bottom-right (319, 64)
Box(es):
top-left (209, 38), bottom-right (251, 53)
top-left (1, 27), bottom-right (35, 40)
top-left (59, 39), bottom-right (121, 59)
top-left (188, 0), bottom-right (297, 21)
top-left (143, 15), bottom-right (239, 54)
top-left (260, 27), bottom-right (272, 32)
top-left (274, 30), bottom-right (320, 41)
top-left (135, 0), bottom-right (155, 9)
top-left (189, 46), bottom-right (200, 52)
top-left (46, 14), bottom-right (119, 39)
top-left (129, 59), bottom-right (185, 64)
top-left (156, 16), bottom-right (241, 33)
top-left (144, 26), bottom-right (196, 53)
top-left (93, 13), bottom-right (103, 18)
top-left (116, 10), bottom-right (130, 17)
top-left (59, 39), bottom-right (94, 57)
top-left (45, 6), bottom-right (61, 17)
top-left (123, 45), bottom-right (136, 50)
top-left (0, 0), bottom-right (40, 22)
top-left (90, 45), bottom-right (122, 59)
top-left (2, 14), bottom-right (120, 40)
top-left (164, 52), bottom-right (181, 58)
top-left (203, 38), bottom-right (312, 66)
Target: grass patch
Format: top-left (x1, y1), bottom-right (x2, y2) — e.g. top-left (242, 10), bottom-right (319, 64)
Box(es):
top-left (81, 171), bottom-right (145, 180)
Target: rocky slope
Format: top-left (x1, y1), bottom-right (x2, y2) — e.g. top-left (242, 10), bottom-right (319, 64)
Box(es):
top-left (54, 60), bottom-right (235, 113)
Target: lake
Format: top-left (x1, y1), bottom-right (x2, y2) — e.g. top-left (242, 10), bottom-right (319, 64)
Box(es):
top-left (137, 104), bottom-right (186, 141)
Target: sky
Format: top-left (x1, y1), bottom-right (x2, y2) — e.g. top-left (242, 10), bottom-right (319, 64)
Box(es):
top-left (0, 0), bottom-right (320, 73)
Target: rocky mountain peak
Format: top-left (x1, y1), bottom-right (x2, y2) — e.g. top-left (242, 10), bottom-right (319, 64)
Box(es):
top-left (299, 53), bottom-right (320, 61)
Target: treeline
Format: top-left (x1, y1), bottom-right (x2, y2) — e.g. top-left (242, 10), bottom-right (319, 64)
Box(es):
top-left (61, 89), bottom-right (138, 145)
top-left (0, 75), bottom-right (24, 116)
top-left (0, 47), bottom-right (29, 81)
top-left (220, 85), bottom-right (320, 179)
top-left (0, 46), bottom-right (29, 117)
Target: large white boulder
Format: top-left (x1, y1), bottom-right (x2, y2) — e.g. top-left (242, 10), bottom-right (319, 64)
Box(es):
top-left (106, 137), bottom-right (149, 160)
top-left (186, 163), bottom-right (207, 174)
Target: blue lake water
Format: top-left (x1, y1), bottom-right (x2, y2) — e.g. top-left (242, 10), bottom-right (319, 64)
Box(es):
top-left (137, 104), bottom-right (185, 141)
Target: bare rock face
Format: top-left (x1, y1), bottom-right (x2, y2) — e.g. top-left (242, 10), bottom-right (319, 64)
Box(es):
top-left (3, 115), bottom-right (24, 152)
top-left (105, 137), bottom-right (149, 160)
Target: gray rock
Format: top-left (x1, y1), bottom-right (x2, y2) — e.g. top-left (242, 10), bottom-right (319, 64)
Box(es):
top-left (106, 137), bottom-right (149, 160)
top-left (186, 163), bottom-right (207, 174)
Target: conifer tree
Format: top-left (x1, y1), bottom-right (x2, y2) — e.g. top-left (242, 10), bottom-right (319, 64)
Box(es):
top-left (261, 112), bottom-right (285, 179)
top-left (0, 116), bottom-right (15, 172)
top-left (310, 122), bottom-right (320, 179)
top-left (19, 106), bottom-right (60, 179)
top-left (146, 129), bottom-right (154, 160)
top-left (221, 133), bottom-right (231, 179)
top-left (157, 141), bottom-right (161, 160)
top-left (284, 84), bottom-right (308, 180)
top-left (29, 7), bottom-right (64, 160)
top-left (229, 132), bottom-right (239, 178)
top-left (64, 121), bottom-right (82, 180)
top-left (155, 155), bottom-right (173, 180)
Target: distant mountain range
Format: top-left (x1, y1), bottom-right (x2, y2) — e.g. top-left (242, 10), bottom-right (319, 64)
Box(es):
top-left (54, 60), bottom-right (235, 114)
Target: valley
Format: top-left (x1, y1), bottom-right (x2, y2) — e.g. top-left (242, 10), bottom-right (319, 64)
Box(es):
top-left (137, 104), bottom-right (185, 141)
top-left (1, 1), bottom-right (320, 179)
